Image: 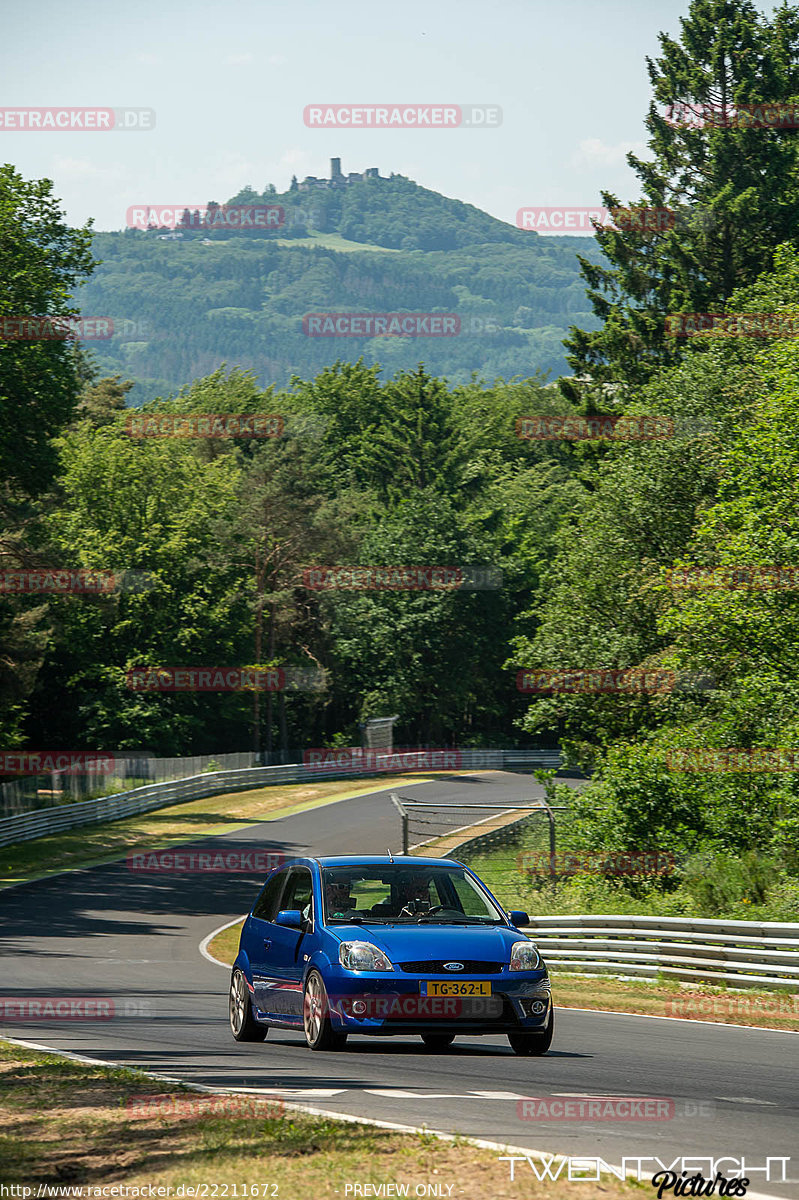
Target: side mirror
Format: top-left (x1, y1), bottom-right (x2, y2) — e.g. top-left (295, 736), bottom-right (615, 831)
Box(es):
top-left (275, 909), bottom-right (303, 929)
top-left (508, 910), bottom-right (530, 928)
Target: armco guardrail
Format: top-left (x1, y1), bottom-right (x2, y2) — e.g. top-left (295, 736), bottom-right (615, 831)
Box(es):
top-left (0, 749), bottom-right (561, 849)
top-left (522, 914), bottom-right (799, 990)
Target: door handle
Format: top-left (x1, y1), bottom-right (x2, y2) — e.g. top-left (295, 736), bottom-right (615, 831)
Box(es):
top-left (263, 939), bottom-right (272, 950)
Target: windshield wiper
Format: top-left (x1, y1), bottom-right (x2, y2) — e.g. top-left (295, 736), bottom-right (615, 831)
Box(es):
top-left (415, 916), bottom-right (503, 925)
top-left (415, 917), bottom-right (472, 924)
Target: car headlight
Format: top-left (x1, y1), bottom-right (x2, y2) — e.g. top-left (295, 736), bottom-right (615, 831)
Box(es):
top-left (339, 941), bottom-right (394, 972)
top-left (509, 940), bottom-right (541, 971)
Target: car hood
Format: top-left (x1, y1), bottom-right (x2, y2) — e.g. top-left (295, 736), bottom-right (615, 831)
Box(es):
top-left (326, 921), bottom-right (533, 963)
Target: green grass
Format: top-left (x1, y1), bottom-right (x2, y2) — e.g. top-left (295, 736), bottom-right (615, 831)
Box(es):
top-left (0, 1040), bottom-right (641, 1197)
top-left (458, 811), bottom-right (799, 922)
top-left (272, 232), bottom-right (400, 252)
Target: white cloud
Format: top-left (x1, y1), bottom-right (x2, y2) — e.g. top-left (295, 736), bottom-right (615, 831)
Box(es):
top-left (572, 138), bottom-right (646, 167)
top-left (223, 53), bottom-right (254, 66)
top-left (135, 53), bottom-right (161, 67)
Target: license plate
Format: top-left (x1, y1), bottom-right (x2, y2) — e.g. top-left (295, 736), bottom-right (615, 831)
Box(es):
top-left (422, 981), bottom-right (492, 997)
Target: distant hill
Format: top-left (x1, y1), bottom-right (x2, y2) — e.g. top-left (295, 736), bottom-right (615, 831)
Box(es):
top-left (79, 172), bottom-right (605, 402)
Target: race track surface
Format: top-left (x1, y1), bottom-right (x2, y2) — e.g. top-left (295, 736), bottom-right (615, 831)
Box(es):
top-left (1, 772), bottom-right (796, 1197)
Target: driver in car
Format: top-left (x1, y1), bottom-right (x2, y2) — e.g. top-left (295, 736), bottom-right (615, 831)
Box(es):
top-left (397, 877), bottom-right (433, 918)
top-left (326, 876), bottom-right (357, 918)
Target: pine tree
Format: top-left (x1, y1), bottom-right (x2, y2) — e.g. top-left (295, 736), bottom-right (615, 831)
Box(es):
top-left (562, 0), bottom-right (799, 397)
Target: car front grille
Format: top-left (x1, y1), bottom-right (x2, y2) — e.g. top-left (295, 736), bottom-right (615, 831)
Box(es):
top-left (397, 960), bottom-right (504, 974)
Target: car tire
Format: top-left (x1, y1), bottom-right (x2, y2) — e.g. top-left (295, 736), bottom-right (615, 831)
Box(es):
top-left (303, 970), bottom-right (348, 1051)
top-left (229, 969), bottom-right (267, 1042)
top-left (508, 1008), bottom-right (554, 1056)
top-left (421, 1033), bottom-right (455, 1051)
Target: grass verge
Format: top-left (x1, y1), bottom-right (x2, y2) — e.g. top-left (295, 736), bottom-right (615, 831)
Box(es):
top-left (0, 1040), bottom-right (641, 1198)
top-left (0, 775), bottom-right (433, 891)
top-left (549, 972), bottom-right (799, 1031)
top-left (460, 821), bottom-right (799, 923)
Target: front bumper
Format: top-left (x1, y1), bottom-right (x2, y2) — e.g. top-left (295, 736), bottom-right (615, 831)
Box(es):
top-left (322, 967), bottom-right (552, 1034)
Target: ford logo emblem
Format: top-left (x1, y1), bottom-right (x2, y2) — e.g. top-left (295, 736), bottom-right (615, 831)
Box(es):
top-left (443, 962), bottom-right (464, 971)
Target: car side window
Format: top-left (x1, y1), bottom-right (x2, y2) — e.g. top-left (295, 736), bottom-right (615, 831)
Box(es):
top-left (281, 867), bottom-right (314, 924)
top-left (252, 870), bottom-right (287, 921)
top-left (448, 874), bottom-right (487, 916)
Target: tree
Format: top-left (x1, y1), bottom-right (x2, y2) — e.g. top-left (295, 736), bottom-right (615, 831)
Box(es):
top-left (563, 0), bottom-right (799, 394)
top-left (73, 375), bottom-right (135, 428)
top-left (0, 165), bottom-right (96, 495)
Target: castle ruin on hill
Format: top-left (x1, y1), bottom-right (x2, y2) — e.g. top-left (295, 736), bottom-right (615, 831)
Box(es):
top-left (298, 158), bottom-right (384, 191)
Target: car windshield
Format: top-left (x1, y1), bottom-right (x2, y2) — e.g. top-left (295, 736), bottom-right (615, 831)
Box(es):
top-left (321, 865), bottom-right (506, 924)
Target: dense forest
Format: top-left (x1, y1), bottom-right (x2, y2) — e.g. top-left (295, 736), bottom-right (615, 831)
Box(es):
top-left (78, 177), bottom-right (604, 404)
top-left (3, 0), bottom-right (799, 913)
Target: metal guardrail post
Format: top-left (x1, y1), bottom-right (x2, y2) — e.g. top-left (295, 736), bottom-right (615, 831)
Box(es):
top-left (390, 792), bottom-right (409, 855)
top-left (538, 799), bottom-right (556, 883)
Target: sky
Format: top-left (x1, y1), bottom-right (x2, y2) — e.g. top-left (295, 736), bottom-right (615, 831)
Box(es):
top-left (0, 0), bottom-right (780, 234)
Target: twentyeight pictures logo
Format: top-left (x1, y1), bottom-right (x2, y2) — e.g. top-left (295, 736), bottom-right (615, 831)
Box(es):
top-left (0, 107), bottom-right (154, 130)
top-left (304, 104), bottom-right (501, 128)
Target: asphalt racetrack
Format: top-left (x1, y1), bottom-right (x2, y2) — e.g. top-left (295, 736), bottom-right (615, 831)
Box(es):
top-left (1, 772), bottom-right (797, 1197)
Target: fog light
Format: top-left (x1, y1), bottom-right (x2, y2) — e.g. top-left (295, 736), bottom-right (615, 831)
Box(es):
top-left (530, 999), bottom-right (546, 1015)
top-left (352, 1000), bottom-right (367, 1015)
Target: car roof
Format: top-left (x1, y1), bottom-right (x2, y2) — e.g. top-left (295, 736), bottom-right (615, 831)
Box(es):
top-left (313, 854), bottom-right (463, 868)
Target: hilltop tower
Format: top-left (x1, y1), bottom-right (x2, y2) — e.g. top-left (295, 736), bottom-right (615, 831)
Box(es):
top-left (330, 157), bottom-right (343, 181)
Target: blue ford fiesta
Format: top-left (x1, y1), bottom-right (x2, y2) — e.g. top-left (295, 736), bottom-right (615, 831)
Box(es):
top-left (229, 854), bottom-right (553, 1054)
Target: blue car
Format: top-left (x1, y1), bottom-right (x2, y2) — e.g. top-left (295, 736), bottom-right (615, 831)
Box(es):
top-left (229, 854), bottom-right (553, 1054)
